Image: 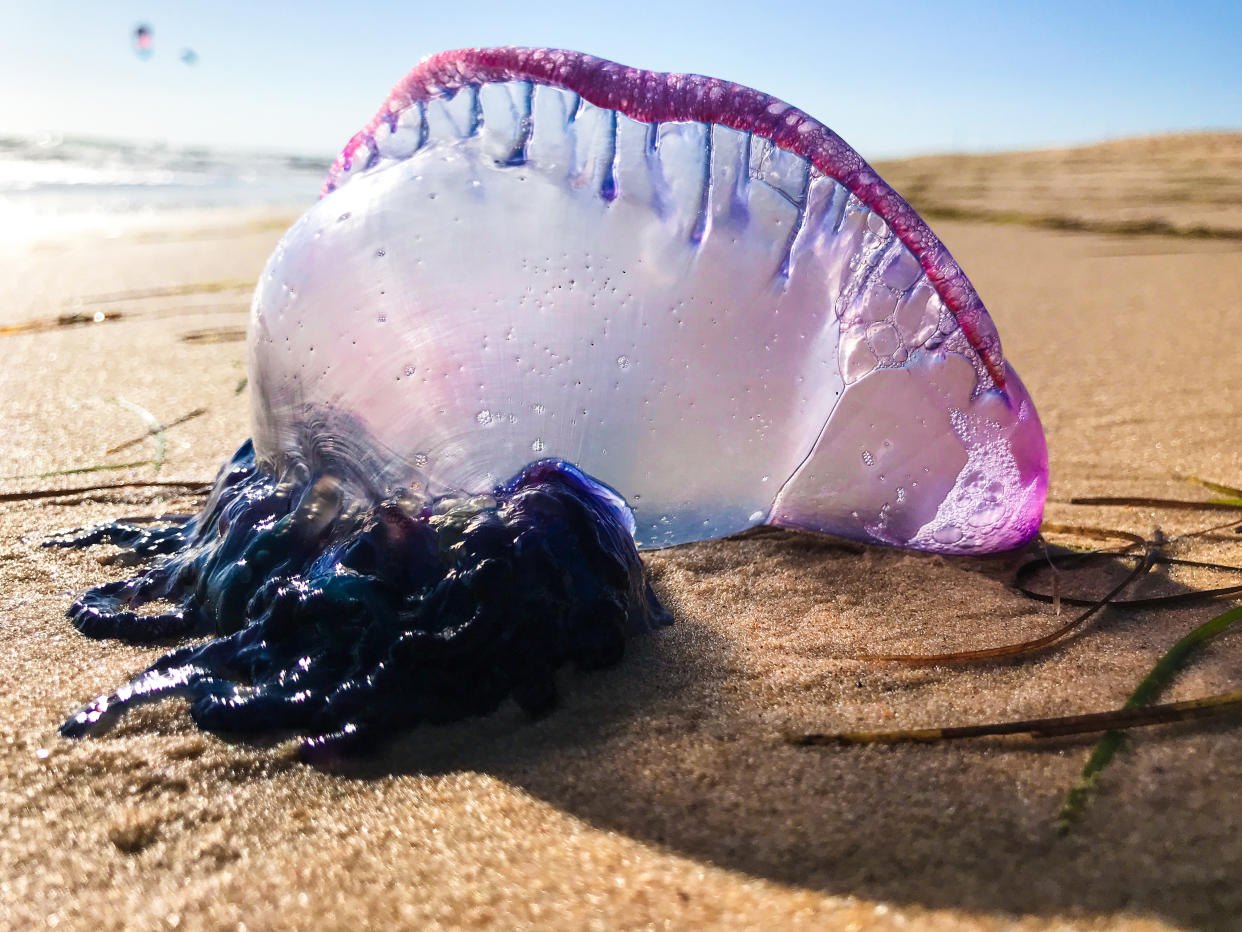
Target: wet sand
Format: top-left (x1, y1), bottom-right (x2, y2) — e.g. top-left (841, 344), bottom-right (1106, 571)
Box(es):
top-left (2, 138), bottom-right (1241, 929)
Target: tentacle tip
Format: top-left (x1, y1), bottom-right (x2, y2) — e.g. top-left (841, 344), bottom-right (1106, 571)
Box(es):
top-left (298, 723), bottom-right (366, 765)
top-left (58, 717), bottom-right (89, 740)
top-left (59, 700), bottom-right (113, 739)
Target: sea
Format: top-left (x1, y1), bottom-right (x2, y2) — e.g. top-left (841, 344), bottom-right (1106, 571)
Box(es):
top-left (0, 133), bottom-right (329, 246)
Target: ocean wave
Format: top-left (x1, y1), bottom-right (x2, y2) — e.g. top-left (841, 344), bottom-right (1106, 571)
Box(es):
top-left (0, 134), bottom-right (329, 209)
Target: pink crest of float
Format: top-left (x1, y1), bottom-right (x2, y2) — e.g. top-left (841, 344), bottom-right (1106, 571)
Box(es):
top-left (324, 46), bottom-right (1008, 394)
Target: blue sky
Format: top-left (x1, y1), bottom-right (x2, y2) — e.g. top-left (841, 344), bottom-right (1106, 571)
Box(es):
top-left (1, 0), bottom-right (1238, 159)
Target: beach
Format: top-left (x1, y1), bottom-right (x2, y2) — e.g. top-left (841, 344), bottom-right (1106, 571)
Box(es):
top-left (2, 133), bottom-right (1241, 930)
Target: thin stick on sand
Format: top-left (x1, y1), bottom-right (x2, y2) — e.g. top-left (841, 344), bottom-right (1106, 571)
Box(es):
top-left (0, 480), bottom-right (210, 503)
top-left (788, 683), bottom-right (1242, 746)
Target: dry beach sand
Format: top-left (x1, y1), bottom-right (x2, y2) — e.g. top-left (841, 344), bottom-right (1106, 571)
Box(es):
top-left (2, 133), bottom-right (1241, 930)
top-left (873, 131), bottom-right (1242, 239)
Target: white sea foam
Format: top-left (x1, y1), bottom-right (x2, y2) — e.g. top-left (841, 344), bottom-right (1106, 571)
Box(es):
top-left (0, 134), bottom-right (328, 245)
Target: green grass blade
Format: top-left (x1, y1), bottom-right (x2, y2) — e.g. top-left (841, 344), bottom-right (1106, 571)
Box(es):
top-left (1179, 474), bottom-right (1242, 499)
top-left (1057, 603), bottom-right (1242, 831)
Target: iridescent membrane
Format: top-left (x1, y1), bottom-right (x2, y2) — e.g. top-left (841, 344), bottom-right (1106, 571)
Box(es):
top-left (257, 78), bottom-right (1045, 554)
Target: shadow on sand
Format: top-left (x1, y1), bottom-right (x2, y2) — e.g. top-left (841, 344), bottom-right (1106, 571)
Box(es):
top-left (327, 531), bottom-right (1242, 930)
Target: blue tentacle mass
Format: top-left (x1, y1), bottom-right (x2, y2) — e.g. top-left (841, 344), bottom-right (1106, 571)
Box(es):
top-left (50, 444), bottom-right (670, 755)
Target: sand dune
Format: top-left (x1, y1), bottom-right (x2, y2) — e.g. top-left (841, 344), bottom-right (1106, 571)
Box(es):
top-left (875, 131), bottom-right (1242, 238)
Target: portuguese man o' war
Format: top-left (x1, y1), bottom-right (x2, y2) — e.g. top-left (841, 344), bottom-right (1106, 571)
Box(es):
top-left (53, 47), bottom-right (1047, 755)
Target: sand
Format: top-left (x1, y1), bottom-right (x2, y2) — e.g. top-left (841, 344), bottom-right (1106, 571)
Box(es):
top-left (874, 131), bottom-right (1242, 238)
top-left (2, 136), bottom-right (1241, 930)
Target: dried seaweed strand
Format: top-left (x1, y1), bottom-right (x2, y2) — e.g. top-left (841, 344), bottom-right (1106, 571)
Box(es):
top-left (1038, 522), bottom-right (1146, 548)
top-left (0, 303), bottom-right (247, 341)
top-left (862, 516), bottom-right (1242, 666)
top-left (106, 407), bottom-right (207, 455)
top-left (0, 310), bottom-right (123, 338)
top-left (1018, 553), bottom-right (1242, 608)
top-left (76, 278), bottom-right (254, 306)
top-left (0, 480), bottom-right (209, 503)
top-left (3, 461), bottom-right (153, 481)
top-left (790, 491), bottom-right (1242, 833)
top-left (114, 397), bottom-right (166, 473)
top-left (1071, 496), bottom-right (1242, 512)
top-left (856, 547), bottom-right (1157, 665)
top-left (789, 687), bottom-right (1242, 746)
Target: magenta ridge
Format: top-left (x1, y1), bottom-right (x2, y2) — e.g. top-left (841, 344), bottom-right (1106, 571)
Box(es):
top-left (323, 47), bottom-right (1009, 393)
